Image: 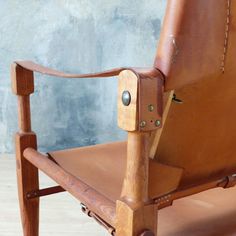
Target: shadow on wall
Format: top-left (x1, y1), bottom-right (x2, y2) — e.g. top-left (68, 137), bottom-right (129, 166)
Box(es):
top-left (0, 0), bottom-right (166, 153)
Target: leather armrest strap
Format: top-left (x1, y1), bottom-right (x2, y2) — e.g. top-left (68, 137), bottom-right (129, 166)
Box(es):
top-left (15, 60), bottom-right (125, 78)
top-left (15, 61), bottom-right (166, 82)
top-left (14, 61), bottom-right (165, 132)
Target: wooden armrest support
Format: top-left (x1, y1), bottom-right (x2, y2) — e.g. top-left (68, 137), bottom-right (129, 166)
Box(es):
top-left (117, 68), bottom-right (164, 132)
top-left (116, 68), bottom-right (165, 234)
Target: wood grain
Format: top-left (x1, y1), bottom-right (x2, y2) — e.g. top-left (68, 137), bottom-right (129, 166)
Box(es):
top-left (23, 148), bottom-right (116, 227)
top-left (149, 91), bottom-right (174, 159)
top-left (117, 131), bottom-right (158, 235)
top-left (121, 132), bottom-right (150, 205)
top-left (116, 201), bottom-right (157, 236)
top-left (15, 133), bottom-right (39, 236)
top-left (11, 63), bottom-right (34, 96)
top-left (11, 62), bottom-right (39, 236)
top-left (118, 70), bottom-right (139, 131)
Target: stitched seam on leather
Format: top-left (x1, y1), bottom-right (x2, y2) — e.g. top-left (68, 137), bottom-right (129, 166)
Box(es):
top-left (221, 0), bottom-right (231, 73)
top-left (155, 194), bottom-right (172, 205)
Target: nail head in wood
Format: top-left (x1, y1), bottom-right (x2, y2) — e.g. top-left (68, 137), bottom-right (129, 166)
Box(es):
top-left (122, 90), bottom-right (131, 106)
top-left (155, 120), bottom-right (161, 127)
top-left (140, 120), bottom-right (146, 128)
top-left (148, 104), bottom-right (154, 112)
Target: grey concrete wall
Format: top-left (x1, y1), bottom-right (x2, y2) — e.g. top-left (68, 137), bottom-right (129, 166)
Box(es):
top-left (0, 0), bottom-right (166, 153)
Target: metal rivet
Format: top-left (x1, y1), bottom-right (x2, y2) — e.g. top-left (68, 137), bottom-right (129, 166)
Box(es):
top-left (140, 121), bottom-right (146, 128)
top-left (148, 104), bottom-right (154, 112)
top-left (122, 90), bottom-right (131, 106)
top-left (155, 120), bottom-right (161, 127)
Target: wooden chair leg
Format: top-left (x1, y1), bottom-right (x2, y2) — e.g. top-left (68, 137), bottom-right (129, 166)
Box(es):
top-left (116, 132), bottom-right (158, 236)
top-left (12, 62), bottom-right (39, 235)
top-left (16, 132), bottom-right (39, 236)
top-left (116, 200), bottom-right (157, 236)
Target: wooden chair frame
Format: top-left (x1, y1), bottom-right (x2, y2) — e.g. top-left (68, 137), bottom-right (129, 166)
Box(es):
top-left (11, 62), bottom-right (163, 235)
top-left (11, 0), bottom-right (236, 234)
top-left (11, 61), bottom-right (236, 236)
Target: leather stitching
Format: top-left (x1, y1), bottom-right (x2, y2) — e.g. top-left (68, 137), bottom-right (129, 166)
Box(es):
top-left (221, 0), bottom-right (231, 73)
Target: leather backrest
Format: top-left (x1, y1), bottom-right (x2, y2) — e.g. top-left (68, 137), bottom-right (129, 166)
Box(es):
top-left (155, 0), bottom-right (233, 91)
top-left (155, 0), bottom-right (236, 188)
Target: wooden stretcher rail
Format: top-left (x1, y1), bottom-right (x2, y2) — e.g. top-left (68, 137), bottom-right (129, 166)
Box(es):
top-left (23, 147), bottom-right (116, 227)
top-left (26, 186), bottom-right (65, 199)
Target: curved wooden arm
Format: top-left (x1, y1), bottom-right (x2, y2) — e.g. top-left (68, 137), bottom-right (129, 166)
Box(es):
top-left (15, 60), bottom-right (125, 78)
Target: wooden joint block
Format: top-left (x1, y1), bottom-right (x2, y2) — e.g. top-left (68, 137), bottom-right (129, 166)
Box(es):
top-left (11, 63), bottom-right (34, 95)
top-left (15, 132), bottom-right (38, 193)
top-left (116, 200), bottom-right (157, 236)
top-left (15, 132), bottom-right (37, 158)
top-left (117, 69), bottom-right (164, 132)
top-left (118, 70), bottom-right (139, 131)
top-left (138, 71), bottom-right (164, 132)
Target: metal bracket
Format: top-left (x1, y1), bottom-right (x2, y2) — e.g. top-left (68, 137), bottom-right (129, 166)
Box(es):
top-left (223, 174), bottom-right (236, 188)
top-left (80, 203), bottom-right (115, 236)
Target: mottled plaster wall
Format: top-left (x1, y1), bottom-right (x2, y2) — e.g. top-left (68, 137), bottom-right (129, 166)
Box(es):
top-left (0, 0), bottom-right (166, 153)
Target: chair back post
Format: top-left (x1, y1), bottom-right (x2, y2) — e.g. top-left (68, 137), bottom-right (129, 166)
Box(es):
top-left (11, 63), bottom-right (39, 236)
top-left (116, 69), bottom-right (163, 236)
top-left (17, 95), bottom-right (31, 133)
top-left (11, 63), bottom-right (34, 133)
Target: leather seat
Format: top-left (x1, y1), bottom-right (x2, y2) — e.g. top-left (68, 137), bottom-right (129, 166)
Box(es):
top-left (48, 141), bottom-right (183, 202)
top-left (158, 187), bottom-right (236, 236)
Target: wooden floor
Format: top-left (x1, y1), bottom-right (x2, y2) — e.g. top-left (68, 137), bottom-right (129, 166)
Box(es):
top-left (1, 154), bottom-right (236, 236)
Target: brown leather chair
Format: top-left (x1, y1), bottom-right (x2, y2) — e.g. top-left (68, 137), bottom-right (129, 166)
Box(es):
top-left (12, 0), bottom-right (236, 235)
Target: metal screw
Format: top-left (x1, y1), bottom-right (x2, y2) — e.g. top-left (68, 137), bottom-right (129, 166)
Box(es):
top-left (140, 120), bottom-right (146, 128)
top-left (122, 90), bottom-right (131, 106)
top-left (148, 104), bottom-right (154, 112)
top-left (155, 120), bottom-right (161, 127)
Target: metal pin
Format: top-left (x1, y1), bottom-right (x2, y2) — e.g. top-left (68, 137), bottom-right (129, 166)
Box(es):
top-left (140, 121), bottom-right (146, 128)
top-left (148, 104), bottom-right (154, 112)
top-left (155, 120), bottom-right (161, 127)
